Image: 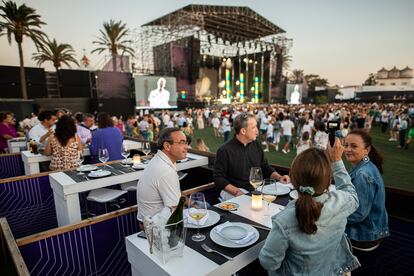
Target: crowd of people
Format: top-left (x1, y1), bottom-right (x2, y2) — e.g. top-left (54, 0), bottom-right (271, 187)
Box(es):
top-left (1, 100), bottom-right (412, 274)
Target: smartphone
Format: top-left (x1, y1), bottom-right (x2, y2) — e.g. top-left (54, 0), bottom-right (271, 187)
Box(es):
top-left (137, 231), bottom-right (147, 239)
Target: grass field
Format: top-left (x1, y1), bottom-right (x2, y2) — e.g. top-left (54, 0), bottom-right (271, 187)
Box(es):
top-left (192, 125), bottom-right (414, 192)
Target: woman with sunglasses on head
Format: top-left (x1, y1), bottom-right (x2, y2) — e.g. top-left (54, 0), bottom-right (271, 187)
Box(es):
top-left (259, 139), bottom-right (360, 275)
top-left (344, 129), bottom-right (389, 252)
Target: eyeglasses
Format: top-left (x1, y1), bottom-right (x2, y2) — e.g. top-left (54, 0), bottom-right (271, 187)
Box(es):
top-left (169, 140), bottom-right (188, 145)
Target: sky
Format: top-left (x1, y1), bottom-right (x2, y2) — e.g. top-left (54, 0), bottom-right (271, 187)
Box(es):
top-left (1, 0), bottom-right (413, 86)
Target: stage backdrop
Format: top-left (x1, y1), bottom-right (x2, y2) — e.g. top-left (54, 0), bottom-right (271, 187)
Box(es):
top-left (134, 75), bottom-right (177, 108)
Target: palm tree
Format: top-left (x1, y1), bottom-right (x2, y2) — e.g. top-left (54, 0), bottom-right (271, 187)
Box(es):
top-left (92, 19), bottom-right (134, 72)
top-left (290, 69), bottom-right (305, 84)
top-left (0, 0), bottom-right (46, 99)
top-left (32, 38), bottom-right (79, 96)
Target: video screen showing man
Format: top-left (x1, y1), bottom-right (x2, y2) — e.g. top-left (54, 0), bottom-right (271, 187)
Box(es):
top-left (148, 77), bottom-right (171, 108)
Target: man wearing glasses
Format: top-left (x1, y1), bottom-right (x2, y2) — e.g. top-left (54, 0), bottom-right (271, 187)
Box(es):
top-left (137, 127), bottom-right (188, 223)
top-left (214, 113), bottom-right (290, 201)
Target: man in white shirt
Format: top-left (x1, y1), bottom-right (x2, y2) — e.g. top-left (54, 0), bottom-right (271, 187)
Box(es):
top-left (148, 77), bottom-right (170, 108)
top-left (76, 113), bottom-right (95, 145)
top-left (137, 127), bottom-right (188, 222)
top-left (281, 116), bottom-right (295, 154)
top-left (28, 110), bottom-right (57, 146)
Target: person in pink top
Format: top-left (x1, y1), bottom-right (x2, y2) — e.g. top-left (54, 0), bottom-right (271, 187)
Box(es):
top-left (0, 111), bottom-right (19, 153)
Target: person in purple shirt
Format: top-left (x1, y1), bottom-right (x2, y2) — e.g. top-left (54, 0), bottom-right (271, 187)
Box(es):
top-left (90, 112), bottom-right (123, 162)
top-left (0, 111), bottom-right (19, 153)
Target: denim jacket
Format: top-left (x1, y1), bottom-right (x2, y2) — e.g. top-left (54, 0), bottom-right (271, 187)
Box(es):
top-left (346, 158), bottom-right (389, 241)
top-left (259, 161), bottom-right (360, 275)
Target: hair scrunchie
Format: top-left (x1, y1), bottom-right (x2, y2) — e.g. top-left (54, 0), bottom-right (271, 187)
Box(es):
top-left (299, 186), bottom-right (315, 196)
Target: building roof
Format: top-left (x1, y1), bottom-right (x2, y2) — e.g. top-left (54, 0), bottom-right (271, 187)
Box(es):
top-left (142, 4), bottom-right (285, 43)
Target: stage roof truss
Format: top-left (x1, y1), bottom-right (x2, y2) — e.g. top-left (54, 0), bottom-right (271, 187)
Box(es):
top-left (129, 4), bottom-right (292, 75)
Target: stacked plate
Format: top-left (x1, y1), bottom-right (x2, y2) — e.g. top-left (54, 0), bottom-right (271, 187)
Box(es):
top-left (210, 222), bottom-right (259, 248)
top-left (77, 165), bottom-right (98, 172)
top-left (87, 170), bottom-right (111, 178)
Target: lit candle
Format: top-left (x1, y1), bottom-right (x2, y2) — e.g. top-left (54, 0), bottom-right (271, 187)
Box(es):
top-left (133, 154), bottom-right (141, 165)
top-left (251, 191), bottom-right (263, 210)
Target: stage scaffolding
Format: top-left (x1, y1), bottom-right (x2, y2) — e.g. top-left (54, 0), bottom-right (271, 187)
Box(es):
top-left (128, 5), bottom-right (292, 102)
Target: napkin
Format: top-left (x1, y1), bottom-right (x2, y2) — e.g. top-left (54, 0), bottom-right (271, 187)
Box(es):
top-left (214, 221), bottom-right (256, 245)
top-left (184, 208), bottom-right (209, 226)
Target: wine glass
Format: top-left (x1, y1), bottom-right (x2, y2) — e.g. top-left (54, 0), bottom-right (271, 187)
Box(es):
top-left (261, 179), bottom-right (277, 217)
top-left (249, 167), bottom-right (263, 191)
top-left (121, 145), bottom-right (130, 165)
top-left (98, 148), bottom-right (109, 170)
top-left (77, 151), bottom-right (85, 175)
top-left (142, 141), bottom-right (151, 161)
top-left (189, 192), bottom-right (207, 242)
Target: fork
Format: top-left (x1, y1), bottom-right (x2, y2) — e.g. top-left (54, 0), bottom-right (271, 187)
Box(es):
top-left (201, 244), bottom-right (233, 261)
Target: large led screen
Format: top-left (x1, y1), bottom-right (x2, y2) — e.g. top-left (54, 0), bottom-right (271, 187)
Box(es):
top-left (134, 76), bottom-right (177, 108)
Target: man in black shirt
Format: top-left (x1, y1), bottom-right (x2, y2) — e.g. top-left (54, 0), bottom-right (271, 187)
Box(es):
top-left (214, 113), bottom-right (290, 200)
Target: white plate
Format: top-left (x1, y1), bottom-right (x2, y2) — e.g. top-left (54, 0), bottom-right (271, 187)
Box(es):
top-left (87, 170), bottom-right (111, 178)
top-left (121, 158), bottom-right (133, 165)
top-left (217, 202), bottom-right (240, 211)
top-left (210, 223), bottom-right (259, 248)
top-left (184, 210), bottom-right (220, 229)
top-left (221, 225), bottom-right (248, 240)
top-left (261, 183), bottom-right (291, 196)
top-left (132, 163), bottom-right (147, 170)
top-left (77, 165), bottom-right (98, 172)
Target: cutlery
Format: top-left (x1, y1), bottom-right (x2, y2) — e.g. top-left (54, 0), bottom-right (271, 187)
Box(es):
top-left (201, 244), bottom-right (233, 261)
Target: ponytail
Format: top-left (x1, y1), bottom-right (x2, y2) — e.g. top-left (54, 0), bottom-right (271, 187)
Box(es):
top-left (295, 194), bottom-right (323, 234)
top-left (368, 145), bottom-right (384, 174)
top-left (290, 148), bottom-right (331, 235)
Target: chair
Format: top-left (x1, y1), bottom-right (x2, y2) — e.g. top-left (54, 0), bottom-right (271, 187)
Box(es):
top-left (86, 188), bottom-right (128, 216)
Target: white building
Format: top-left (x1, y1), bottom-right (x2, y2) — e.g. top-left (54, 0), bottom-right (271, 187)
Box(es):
top-left (376, 66), bottom-right (413, 86)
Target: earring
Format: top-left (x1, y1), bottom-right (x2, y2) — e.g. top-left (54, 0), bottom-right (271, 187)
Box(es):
top-left (363, 155), bottom-right (369, 162)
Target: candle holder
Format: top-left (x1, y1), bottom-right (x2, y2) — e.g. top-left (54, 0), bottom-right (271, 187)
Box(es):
top-left (251, 191), bottom-right (263, 210)
top-left (133, 154), bottom-right (141, 165)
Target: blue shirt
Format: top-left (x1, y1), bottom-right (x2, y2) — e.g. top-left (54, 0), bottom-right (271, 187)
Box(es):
top-left (259, 161), bottom-right (360, 275)
top-left (90, 127), bottom-right (123, 162)
top-left (346, 158), bottom-right (389, 241)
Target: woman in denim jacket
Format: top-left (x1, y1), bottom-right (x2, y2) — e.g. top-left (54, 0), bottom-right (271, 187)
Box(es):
top-left (259, 139), bottom-right (360, 275)
top-left (344, 129), bottom-right (389, 251)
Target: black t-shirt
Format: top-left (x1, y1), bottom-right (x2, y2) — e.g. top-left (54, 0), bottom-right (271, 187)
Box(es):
top-left (213, 137), bottom-right (275, 192)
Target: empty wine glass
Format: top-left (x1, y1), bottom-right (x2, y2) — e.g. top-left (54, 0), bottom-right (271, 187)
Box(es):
top-left (121, 145), bottom-right (130, 165)
top-left (142, 141), bottom-right (151, 161)
top-left (98, 148), bottom-right (109, 170)
top-left (77, 151), bottom-right (85, 175)
top-left (261, 179), bottom-right (277, 217)
top-left (189, 192), bottom-right (207, 242)
top-left (249, 167), bottom-right (263, 191)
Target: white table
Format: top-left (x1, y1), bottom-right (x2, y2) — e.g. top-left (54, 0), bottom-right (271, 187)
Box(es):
top-left (125, 195), bottom-right (285, 276)
top-left (21, 140), bottom-right (142, 175)
top-left (7, 138), bottom-right (27, 153)
top-left (49, 153), bottom-right (208, 226)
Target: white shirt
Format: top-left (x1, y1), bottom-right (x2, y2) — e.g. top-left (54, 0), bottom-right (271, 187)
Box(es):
top-left (148, 88), bottom-right (170, 108)
top-left (28, 123), bottom-right (55, 145)
top-left (222, 117), bottom-right (231, 132)
top-left (281, 120), bottom-right (295, 136)
top-left (211, 117), bottom-right (220, 128)
top-left (137, 150), bottom-right (181, 221)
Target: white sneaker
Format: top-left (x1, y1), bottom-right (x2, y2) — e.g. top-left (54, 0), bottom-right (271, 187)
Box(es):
top-left (282, 149), bottom-right (287, 154)
top-left (262, 141), bottom-right (267, 145)
top-left (263, 149), bottom-right (269, 152)
top-left (287, 149), bottom-right (291, 153)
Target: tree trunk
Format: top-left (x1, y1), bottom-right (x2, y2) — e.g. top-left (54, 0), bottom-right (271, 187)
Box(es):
top-left (17, 42), bottom-right (28, 99)
top-left (112, 54), bottom-right (117, 72)
top-left (55, 66), bottom-right (61, 97)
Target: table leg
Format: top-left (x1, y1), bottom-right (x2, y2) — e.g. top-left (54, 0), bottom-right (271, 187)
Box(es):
top-left (53, 191), bottom-right (81, 226)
